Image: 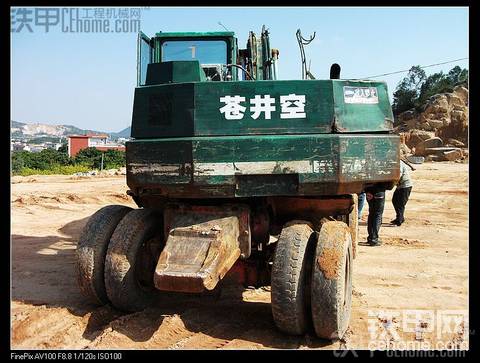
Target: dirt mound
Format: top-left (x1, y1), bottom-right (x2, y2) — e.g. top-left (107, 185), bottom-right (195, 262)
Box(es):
top-left (395, 86), bottom-right (468, 162)
top-left (383, 237), bottom-right (428, 248)
top-left (12, 192), bottom-right (131, 208)
top-left (11, 176), bottom-right (38, 184)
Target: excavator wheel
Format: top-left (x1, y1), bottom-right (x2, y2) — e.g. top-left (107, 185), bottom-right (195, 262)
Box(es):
top-left (348, 194), bottom-right (358, 259)
top-left (271, 220), bottom-right (316, 335)
top-left (76, 205), bottom-right (133, 305)
top-left (105, 208), bottom-right (165, 312)
top-left (310, 221), bottom-right (353, 340)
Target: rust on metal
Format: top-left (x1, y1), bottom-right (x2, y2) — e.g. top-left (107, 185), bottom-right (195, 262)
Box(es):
top-left (269, 196), bottom-right (353, 220)
top-left (154, 203), bottom-right (250, 293)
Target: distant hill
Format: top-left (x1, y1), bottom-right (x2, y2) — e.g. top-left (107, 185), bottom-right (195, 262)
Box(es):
top-left (11, 121), bottom-right (130, 141)
top-left (110, 126), bottom-right (131, 139)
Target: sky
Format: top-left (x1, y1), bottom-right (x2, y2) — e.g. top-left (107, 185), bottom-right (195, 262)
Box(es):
top-left (11, 6), bottom-right (469, 132)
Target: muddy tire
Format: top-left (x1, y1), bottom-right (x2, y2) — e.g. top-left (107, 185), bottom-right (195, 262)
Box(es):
top-left (271, 221), bottom-right (315, 335)
top-left (311, 221), bottom-right (352, 340)
top-left (76, 205), bottom-right (132, 305)
top-left (105, 209), bottom-right (164, 312)
top-left (348, 194), bottom-right (358, 259)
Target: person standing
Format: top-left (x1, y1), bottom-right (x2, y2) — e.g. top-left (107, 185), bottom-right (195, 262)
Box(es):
top-left (357, 192), bottom-right (366, 221)
top-left (390, 159), bottom-right (414, 226)
top-left (365, 185), bottom-right (386, 246)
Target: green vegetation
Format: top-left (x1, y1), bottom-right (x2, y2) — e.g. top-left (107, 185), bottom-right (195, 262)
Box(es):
top-left (392, 65), bottom-right (468, 115)
top-left (17, 165), bottom-right (91, 176)
top-left (27, 136), bottom-right (62, 144)
top-left (11, 147), bottom-right (125, 176)
top-left (57, 143), bottom-right (68, 153)
top-left (74, 148), bottom-right (126, 170)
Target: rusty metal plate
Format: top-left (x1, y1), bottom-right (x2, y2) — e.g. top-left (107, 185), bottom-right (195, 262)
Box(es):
top-left (154, 204), bottom-right (250, 293)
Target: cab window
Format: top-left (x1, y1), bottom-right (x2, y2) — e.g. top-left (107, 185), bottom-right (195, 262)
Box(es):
top-left (161, 40), bottom-right (227, 65)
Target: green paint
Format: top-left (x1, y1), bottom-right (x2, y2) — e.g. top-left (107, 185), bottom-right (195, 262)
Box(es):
top-left (131, 79), bottom-right (393, 138)
top-left (126, 134), bottom-right (400, 197)
top-left (332, 80), bottom-right (394, 132)
top-left (145, 61), bottom-right (206, 85)
top-left (155, 31), bottom-right (235, 38)
top-left (130, 30), bottom-right (400, 199)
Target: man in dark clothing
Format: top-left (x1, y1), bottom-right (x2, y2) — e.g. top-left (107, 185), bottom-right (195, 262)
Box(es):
top-left (390, 159), bottom-right (414, 226)
top-left (365, 186), bottom-right (386, 246)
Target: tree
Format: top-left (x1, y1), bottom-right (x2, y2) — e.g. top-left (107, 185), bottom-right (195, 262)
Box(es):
top-left (73, 147), bottom-right (125, 169)
top-left (74, 147), bottom-right (103, 168)
top-left (417, 72), bottom-right (449, 106)
top-left (41, 148), bottom-right (71, 166)
top-left (447, 66), bottom-right (468, 86)
top-left (103, 149), bottom-right (126, 169)
top-left (58, 143), bottom-right (68, 154)
top-left (393, 65), bottom-right (468, 116)
top-left (11, 152), bottom-right (25, 173)
top-left (392, 66), bottom-right (426, 115)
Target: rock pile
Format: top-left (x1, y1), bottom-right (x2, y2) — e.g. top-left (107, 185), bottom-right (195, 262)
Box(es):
top-left (394, 85), bottom-right (468, 162)
top-left (73, 167), bottom-right (126, 177)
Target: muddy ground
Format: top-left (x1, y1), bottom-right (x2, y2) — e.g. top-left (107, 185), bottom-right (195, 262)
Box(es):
top-left (11, 162), bottom-right (468, 349)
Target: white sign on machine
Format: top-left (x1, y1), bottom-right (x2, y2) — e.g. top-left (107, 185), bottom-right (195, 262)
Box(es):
top-left (343, 86), bottom-right (379, 104)
top-left (219, 94), bottom-right (307, 120)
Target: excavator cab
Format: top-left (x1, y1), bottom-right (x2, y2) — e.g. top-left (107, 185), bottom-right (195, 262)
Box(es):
top-left (137, 28), bottom-right (278, 85)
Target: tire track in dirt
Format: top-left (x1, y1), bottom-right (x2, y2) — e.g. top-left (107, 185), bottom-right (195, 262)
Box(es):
top-left (87, 310), bottom-right (197, 349)
top-left (11, 304), bottom-right (90, 349)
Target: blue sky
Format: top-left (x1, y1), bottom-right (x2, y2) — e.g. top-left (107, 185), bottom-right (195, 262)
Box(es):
top-left (11, 6), bottom-right (468, 132)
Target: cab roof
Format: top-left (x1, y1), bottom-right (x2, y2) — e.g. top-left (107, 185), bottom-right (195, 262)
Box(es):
top-left (154, 31), bottom-right (235, 38)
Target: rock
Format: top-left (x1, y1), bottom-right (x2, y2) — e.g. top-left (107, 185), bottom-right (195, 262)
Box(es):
top-left (453, 86), bottom-right (468, 105)
top-left (450, 110), bottom-right (467, 123)
top-left (419, 122), bottom-right (433, 131)
top-left (443, 149), bottom-right (463, 161)
top-left (397, 88), bottom-right (468, 149)
top-left (397, 109), bottom-right (418, 127)
top-left (424, 94), bottom-right (449, 115)
top-left (428, 120), bottom-right (444, 130)
top-left (445, 93), bottom-right (464, 110)
top-left (100, 169), bottom-right (115, 176)
top-left (424, 155), bottom-right (442, 162)
top-left (424, 146), bottom-right (461, 154)
top-left (406, 155), bottom-right (425, 164)
top-left (73, 171), bottom-right (95, 177)
top-left (399, 109), bottom-right (416, 121)
top-left (405, 118), bottom-right (418, 129)
top-left (400, 143), bottom-right (411, 158)
top-left (414, 137), bottom-right (443, 156)
top-left (405, 129), bottom-right (436, 149)
top-left (114, 167), bottom-right (126, 176)
top-left (421, 146), bottom-right (462, 160)
top-left (437, 120), bottom-right (468, 146)
top-left (446, 139), bottom-right (465, 148)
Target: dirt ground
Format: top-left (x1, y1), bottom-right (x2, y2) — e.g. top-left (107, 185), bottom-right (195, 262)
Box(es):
top-left (10, 162), bottom-right (468, 350)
